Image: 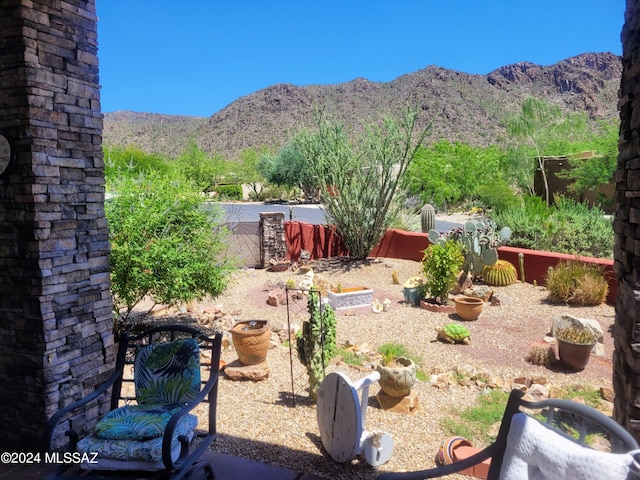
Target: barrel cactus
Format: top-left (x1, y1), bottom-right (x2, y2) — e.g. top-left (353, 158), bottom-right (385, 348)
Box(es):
top-left (482, 260), bottom-right (517, 286)
top-left (526, 341), bottom-right (556, 366)
top-left (420, 204), bottom-right (436, 233)
top-left (435, 323), bottom-right (471, 345)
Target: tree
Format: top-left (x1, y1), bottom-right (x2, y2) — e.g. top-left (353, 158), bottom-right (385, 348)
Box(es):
top-left (507, 97), bottom-right (588, 205)
top-left (104, 144), bottom-right (170, 181)
top-left (257, 141), bottom-right (320, 201)
top-left (235, 147), bottom-right (269, 200)
top-left (173, 140), bottom-right (226, 192)
top-left (296, 108), bottom-right (430, 259)
top-left (106, 172), bottom-right (235, 319)
top-left (557, 119), bottom-right (618, 196)
top-left (407, 140), bottom-right (505, 210)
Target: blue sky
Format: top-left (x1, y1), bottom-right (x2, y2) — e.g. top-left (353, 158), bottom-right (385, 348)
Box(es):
top-left (97, 1), bottom-right (625, 117)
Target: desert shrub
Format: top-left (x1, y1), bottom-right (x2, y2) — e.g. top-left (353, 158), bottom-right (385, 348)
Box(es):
top-left (491, 196), bottom-right (551, 251)
top-left (476, 180), bottom-right (521, 213)
top-left (545, 260), bottom-right (609, 305)
top-left (389, 209), bottom-right (420, 232)
top-left (546, 196), bottom-right (613, 259)
top-left (213, 184), bottom-right (242, 200)
top-left (106, 172), bottom-right (235, 319)
top-left (492, 196), bottom-right (613, 258)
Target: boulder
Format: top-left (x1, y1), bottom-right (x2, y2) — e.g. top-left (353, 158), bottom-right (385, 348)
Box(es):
top-left (224, 360), bottom-right (270, 381)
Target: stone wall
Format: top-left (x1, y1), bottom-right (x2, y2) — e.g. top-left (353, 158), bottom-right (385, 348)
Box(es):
top-left (259, 212), bottom-right (286, 268)
top-left (0, 0), bottom-right (114, 449)
top-left (614, 0), bottom-right (640, 440)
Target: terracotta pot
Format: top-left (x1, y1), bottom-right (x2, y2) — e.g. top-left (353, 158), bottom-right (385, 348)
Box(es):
top-left (453, 296), bottom-right (484, 321)
top-left (557, 339), bottom-right (595, 371)
top-left (230, 320), bottom-right (270, 365)
top-left (376, 357), bottom-right (417, 397)
top-left (420, 299), bottom-right (456, 313)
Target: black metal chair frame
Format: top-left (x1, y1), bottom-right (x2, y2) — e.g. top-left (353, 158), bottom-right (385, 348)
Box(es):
top-left (45, 324), bottom-right (222, 480)
top-left (377, 389), bottom-right (640, 480)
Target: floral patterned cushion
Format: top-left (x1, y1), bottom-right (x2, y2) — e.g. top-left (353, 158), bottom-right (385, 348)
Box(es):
top-left (134, 338), bottom-right (201, 405)
top-left (94, 404), bottom-right (182, 440)
top-left (77, 413), bottom-right (198, 463)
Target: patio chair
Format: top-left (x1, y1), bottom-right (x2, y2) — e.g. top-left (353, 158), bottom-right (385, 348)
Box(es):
top-left (376, 389), bottom-right (640, 480)
top-left (45, 324), bottom-right (222, 480)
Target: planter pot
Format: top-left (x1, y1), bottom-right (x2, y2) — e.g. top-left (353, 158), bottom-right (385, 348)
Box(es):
top-left (327, 286), bottom-right (373, 311)
top-left (377, 357), bottom-right (417, 397)
top-left (420, 299), bottom-right (456, 313)
top-left (230, 320), bottom-right (270, 365)
top-left (453, 296), bottom-right (484, 321)
top-left (557, 339), bottom-right (595, 371)
top-left (403, 286), bottom-right (423, 306)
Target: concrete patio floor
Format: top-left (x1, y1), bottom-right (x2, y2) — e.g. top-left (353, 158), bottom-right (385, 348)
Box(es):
top-left (0, 450), bottom-right (327, 480)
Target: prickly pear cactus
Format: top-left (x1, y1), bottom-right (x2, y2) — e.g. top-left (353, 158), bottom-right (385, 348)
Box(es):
top-left (482, 260), bottom-right (517, 286)
top-left (296, 289), bottom-right (336, 401)
top-left (420, 204), bottom-right (436, 233)
top-left (436, 323), bottom-right (471, 344)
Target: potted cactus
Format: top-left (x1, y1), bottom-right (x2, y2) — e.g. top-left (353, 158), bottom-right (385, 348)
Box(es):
top-left (402, 276), bottom-right (425, 306)
top-left (555, 326), bottom-right (597, 371)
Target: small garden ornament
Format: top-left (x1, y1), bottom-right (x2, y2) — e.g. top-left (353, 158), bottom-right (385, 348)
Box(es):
top-left (435, 323), bottom-right (471, 345)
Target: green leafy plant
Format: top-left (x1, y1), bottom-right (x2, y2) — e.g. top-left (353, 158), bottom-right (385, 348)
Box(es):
top-left (545, 260), bottom-right (609, 305)
top-left (421, 240), bottom-right (464, 305)
top-left (335, 347), bottom-right (363, 367)
top-left (441, 389), bottom-right (510, 444)
top-left (106, 172), bottom-right (235, 321)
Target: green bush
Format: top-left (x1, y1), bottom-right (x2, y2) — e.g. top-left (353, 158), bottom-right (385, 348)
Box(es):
top-left (491, 195), bottom-right (613, 258)
top-left (106, 172), bottom-right (235, 319)
top-left (476, 180), bottom-right (521, 213)
top-left (547, 196), bottom-right (613, 259)
top-left (421, 240), bottom-right (464, 304)
top-left (213, 184), bottom-right (242, 200)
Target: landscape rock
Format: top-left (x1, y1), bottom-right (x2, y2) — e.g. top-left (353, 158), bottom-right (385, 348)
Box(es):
top-left (523, 383), bottom-right (550, 402)
top-left (463, 286), bottom-right (493, 301)
top-left (224, 360), bottom-right (270, 381)
top-left (490, 292), bottom-right (514, 306)
top-left (267, 289), bottom-right (286, 306)
top-left (376, 391), bottom-right (420, 414)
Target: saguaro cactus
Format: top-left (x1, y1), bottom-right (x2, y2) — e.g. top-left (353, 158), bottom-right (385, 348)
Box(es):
top-left (296, 289), bottom-right (336, 401)
top-left (420, 204), bottom-right (436, 233)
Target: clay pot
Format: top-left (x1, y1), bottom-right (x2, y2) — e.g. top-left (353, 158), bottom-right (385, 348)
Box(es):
top-left (453, 296), bottom-right (484, 321)
top-left (376, 357), bottom-right (417, 397)
top-left (420, 299), bottom-right (456, 313)
top-left (557, 339), bottom-right (595, 371)
top-left (230, 320), bottom-right (270, 365)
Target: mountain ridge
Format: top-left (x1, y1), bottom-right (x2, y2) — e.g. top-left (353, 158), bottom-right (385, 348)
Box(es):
top-left (104, 52), bottom-right (621, 159)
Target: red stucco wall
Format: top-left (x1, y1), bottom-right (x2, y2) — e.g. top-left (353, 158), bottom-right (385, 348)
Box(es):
top-left (284, 222), bottom-right (615, 303)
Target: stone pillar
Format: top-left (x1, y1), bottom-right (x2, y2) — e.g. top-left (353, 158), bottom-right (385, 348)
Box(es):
top-left (259, 212), bottom-right (286, 267)
top-left (614, 0), bottom-right (640, 440)
top-left (0, 0), bottom-right (114, 449)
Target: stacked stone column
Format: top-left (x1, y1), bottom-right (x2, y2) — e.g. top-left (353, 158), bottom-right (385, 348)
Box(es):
top-left (614, 0), bottom-right (640, 440)
top-left (0, 0), bottom-right (114, 449)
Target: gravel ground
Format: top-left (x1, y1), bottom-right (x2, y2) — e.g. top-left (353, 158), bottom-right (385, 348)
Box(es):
top-left (145, 255), bottom-right (616, 480)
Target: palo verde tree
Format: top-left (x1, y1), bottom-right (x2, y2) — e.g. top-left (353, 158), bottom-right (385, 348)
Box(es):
top-left (173, 140), bottom-right (227, 193)
top-left (507, 97), bottom-right (587, 205)
top-left (296, 108), bottom-right (430, 259)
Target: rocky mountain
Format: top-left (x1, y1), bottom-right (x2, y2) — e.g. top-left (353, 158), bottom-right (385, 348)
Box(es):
top-left (103, 52), bottom-right (622, 160)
